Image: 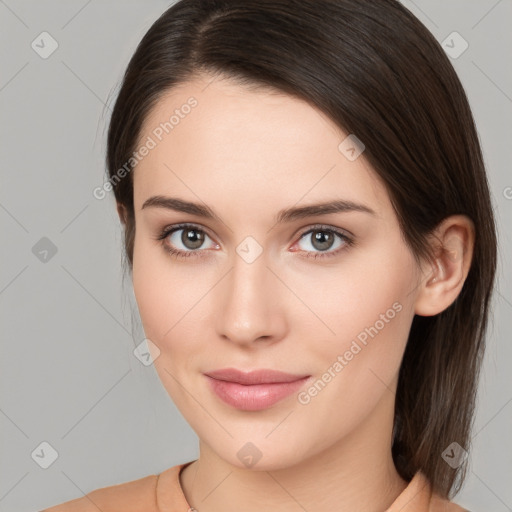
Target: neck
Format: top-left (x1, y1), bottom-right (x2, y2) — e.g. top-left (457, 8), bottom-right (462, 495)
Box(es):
top-left (180, 388), bottom-right (408, 512)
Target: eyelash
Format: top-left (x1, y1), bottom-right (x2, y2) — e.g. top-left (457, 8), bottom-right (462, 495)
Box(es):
top-left (155, 222), bottom-right (355, 260)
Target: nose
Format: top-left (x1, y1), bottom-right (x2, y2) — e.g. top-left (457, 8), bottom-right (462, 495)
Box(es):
top-left (215, 250), bottom-right (288, 348)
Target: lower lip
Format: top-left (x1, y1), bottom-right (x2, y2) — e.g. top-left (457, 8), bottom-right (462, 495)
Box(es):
top-left (205, 375), bottom-right (311, 411)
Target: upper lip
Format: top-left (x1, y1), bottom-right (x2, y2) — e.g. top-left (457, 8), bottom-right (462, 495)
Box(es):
top-left (204, 368), bottom-right (310, 385)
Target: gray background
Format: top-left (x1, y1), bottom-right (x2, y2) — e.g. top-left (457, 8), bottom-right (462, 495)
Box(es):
top-left (0, 1), bottom-right (510, 511)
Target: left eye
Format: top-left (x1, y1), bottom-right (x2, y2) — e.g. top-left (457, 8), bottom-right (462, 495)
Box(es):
top-left (293, 227), bottom-right (352, 257)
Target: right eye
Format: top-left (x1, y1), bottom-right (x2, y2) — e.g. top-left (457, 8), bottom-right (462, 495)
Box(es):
top-left (156, 223), bottom-right (219, 259)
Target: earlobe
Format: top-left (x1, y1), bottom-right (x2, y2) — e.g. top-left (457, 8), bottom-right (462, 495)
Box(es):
top-left (117, 202), bottom-right (127, 225)
top-left (414, 215), bottom-right (475, 317)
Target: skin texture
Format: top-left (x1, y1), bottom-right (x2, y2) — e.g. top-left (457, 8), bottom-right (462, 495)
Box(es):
top-left (126, 73), bottom-right (474, 512)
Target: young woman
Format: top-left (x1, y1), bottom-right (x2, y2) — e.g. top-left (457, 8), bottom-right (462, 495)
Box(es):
top-left (43, 0), bottom-right (497, 510)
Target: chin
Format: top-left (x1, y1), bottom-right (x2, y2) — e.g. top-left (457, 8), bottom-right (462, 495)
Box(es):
top-left (207, 436), bottom-right (311, 472)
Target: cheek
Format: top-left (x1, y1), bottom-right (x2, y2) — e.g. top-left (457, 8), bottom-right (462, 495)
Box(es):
top-left (132, 234), bottom-right (179, 343)
top-left (132, 235), bottom-right (213, 350)
top-left (293, 246), bottom-right (415, 346)
top-left (132, 239), bottom-right (161, 337)
top-left (297, 242), bottom-right (417, 390)
top-left (131, 239), bottom-right (199, 403)
top-left (290, 266), bottom-right (414, 449)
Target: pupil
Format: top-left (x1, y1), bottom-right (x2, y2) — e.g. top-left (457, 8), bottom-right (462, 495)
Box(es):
top-left (183, 229), bottom-right (204, 249)
top-left (313, 231), bottom-right (333, 251)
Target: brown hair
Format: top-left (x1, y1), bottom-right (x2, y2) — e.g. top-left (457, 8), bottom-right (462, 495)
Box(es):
top-left (105, 0), bottom-right (497, 499)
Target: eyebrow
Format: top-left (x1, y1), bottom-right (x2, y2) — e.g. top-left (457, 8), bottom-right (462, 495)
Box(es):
top-left (141, 195), bottom-right (376, 223)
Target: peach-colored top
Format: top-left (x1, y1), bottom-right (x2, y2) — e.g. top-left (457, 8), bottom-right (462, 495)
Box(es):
top-left (41, 460), bottom-right (470, 511)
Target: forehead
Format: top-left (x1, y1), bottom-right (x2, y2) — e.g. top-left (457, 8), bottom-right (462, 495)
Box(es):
top-left (132, 74), bottom-right (387, 217)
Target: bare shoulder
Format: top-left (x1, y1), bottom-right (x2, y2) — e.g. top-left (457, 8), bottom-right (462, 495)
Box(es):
top-left (39, 473), bottom-right (159, 512)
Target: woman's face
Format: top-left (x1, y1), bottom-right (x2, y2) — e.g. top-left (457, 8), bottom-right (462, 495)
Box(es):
top-left (131, 73), bottom-right (425, 470)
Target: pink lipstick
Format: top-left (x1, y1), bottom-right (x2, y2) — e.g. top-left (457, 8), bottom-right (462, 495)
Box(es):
top-left (204, 368), bottom-right (311, 411)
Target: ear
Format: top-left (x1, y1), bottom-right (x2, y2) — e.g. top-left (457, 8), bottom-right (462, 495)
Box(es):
top-left (116, 202), bottom-right (127, 225)
top-left (414, 215), bottom-right (475, 317)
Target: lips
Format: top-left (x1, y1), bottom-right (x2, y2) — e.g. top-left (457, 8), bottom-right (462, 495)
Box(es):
top-left (204, 368), bottom-right (310, 385)
top-left (204, 368), bottom-right (311, 411)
